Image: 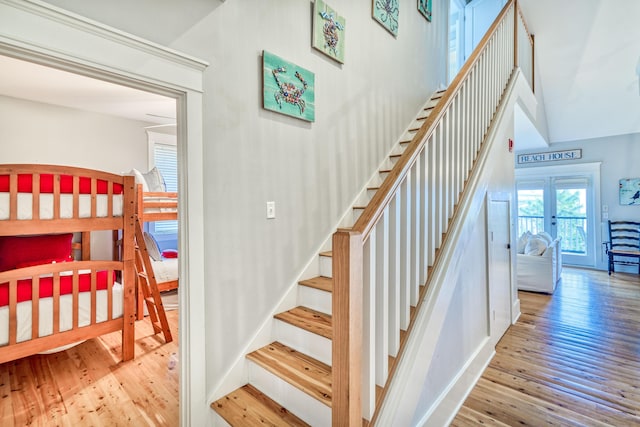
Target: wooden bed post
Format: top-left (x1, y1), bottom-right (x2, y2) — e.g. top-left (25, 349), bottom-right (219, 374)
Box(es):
top-left (121, 175), bottom-right (136, 361)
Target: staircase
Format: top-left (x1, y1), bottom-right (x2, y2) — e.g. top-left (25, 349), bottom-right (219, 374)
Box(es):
top-left (211, 91), bottom-right (446, 426)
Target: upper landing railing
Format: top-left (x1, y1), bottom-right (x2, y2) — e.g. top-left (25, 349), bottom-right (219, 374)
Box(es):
top-left (331, 1), bottom-right (534, 425)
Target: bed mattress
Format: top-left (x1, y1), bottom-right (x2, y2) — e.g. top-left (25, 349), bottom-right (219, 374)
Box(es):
top-left (0, 193), bottom-right (124, 220)
top-left (0, 283), bottom-right (124, 348)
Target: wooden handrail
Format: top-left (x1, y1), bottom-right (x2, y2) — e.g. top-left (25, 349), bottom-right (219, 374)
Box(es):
top-left (352, 0), bottom-right (517, 242)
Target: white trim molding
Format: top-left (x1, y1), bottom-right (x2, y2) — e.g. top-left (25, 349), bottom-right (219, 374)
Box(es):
top-left (0, 1), bottom-right (209, 425)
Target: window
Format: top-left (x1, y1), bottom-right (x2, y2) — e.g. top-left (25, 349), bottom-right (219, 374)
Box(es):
top-left (148, 131), bottom-right (177, 237)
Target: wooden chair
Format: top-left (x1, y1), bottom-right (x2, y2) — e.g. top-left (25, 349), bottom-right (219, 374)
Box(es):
top-left (605, 220), bottom-right (640, 275)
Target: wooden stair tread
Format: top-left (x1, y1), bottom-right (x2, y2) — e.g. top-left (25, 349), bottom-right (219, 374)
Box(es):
top-left (299, 276), bottom-right (332, 293)
top-left (211, 384), bottom-right (310, 426)
top-left (247, 342), bottom-right (332, 407)
top-left (274, 306), bottom-right (332, 339)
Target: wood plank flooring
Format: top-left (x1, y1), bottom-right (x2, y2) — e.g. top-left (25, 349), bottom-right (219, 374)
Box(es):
top-left (451, 267), bottom-right (640, 426)
top-left (0, 310), bottom-right (178, 426)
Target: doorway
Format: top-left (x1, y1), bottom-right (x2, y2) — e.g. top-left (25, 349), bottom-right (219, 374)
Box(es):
top-left (516, 163), bottom-right (601, 268)
top-left (0, 5), bottom-right (208, 420)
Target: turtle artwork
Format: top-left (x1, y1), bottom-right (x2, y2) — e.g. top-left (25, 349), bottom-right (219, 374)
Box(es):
top-left (312, 0), bottom-right (346, 63)
top-left (262, 51), bottom-right (315, 122)
top-left (319, 11), bottom-right (344, 57)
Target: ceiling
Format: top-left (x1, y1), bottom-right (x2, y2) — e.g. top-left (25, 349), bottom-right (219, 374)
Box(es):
top-left (0, 0), bottom-right (638, 143)
top-left (0, 55), bottom-right (176, 126)
top-left (519, 0), bottom-right (640, 144)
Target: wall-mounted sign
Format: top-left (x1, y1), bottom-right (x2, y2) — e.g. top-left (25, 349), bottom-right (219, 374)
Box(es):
top-left (517, 149), bottom-right (582, 164)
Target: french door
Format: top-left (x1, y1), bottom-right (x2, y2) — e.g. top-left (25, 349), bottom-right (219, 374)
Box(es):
top-left (516, 165), bottom-right (599, 267)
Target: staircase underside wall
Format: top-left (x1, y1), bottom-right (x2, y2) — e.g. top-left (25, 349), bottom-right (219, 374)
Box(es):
top-left (376, 71), bottom-right (538, 426)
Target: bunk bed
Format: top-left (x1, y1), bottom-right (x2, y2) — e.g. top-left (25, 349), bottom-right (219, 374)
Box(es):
top-left (128, 167), bottom-right (178, 329)
top-left (0, 164), bottom-right (136, 364)
top-left (136, 177), bottom-right (179, 290)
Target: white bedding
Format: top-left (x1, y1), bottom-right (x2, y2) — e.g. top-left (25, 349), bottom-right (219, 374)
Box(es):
top-left (142, 196), bottom-right (178, 214)
top-left (0, 193), bottom-right (124, 220)
top-left (0, 283), bottom-right (124, 348)
top-left (151, 258), bottom-right (178, 282)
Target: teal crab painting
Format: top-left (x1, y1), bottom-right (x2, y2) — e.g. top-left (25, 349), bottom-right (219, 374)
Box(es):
top-left (312, 0), bottom-right (346, 64)
top-left (262, 51), bottom-right (315, 122)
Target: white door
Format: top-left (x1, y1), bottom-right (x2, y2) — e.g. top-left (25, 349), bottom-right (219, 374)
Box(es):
top-left (487, 196), bottom-right (511, 344)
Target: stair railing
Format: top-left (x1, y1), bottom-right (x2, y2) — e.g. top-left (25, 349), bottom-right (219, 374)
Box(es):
top-left (331, 1), bottom-right (533, 425)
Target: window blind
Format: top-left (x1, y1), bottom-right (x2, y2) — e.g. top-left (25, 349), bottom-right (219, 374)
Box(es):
top-left (153, 142), bottom-right (177, 235)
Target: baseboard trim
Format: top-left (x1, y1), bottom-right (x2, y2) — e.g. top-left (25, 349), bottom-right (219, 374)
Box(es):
top-left (417, 337), bottom-right (495, 427)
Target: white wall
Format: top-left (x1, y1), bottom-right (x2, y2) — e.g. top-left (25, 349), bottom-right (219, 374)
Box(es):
top-left (516, 132), bottom-right (640, 270)
top-left (0, 95), bottom-right (150, 173)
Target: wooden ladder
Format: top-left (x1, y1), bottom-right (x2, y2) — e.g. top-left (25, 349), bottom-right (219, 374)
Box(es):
top-left (134, 218), bottom-right (173, 343)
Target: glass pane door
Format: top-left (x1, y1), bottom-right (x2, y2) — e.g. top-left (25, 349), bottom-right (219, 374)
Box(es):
top-left (553, 178), bottom-right (593, 266)
top-left (516, 176), bottom-right (594, 267)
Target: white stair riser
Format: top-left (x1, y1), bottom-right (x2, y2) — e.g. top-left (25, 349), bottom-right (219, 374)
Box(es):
top-left (353, 208), bottom-right (364, 223)
top-left (248, 361), bottom-right (332, 426)
top-left (212, 411), bottom-right (232, 427)
top-left (274, 319), bottom-right (332, 366)
top-left (319, 256), bottom-right (332, 278)
top-left (298, 285), bottom-right (332, 315)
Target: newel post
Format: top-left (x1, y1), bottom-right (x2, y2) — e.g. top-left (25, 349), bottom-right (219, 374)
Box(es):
top-left (332, 229), bottom-right (363, 426)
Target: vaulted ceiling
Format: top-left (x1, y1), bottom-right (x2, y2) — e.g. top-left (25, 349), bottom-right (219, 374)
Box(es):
top-left (519, 0), bottom-right (640, 144)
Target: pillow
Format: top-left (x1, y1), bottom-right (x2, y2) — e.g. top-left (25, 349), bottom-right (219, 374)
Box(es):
top-left (143, 232), bottom-right (162, 261)
top-left (129, 169), bottom-right (149, 192)
top-left (536, 231), bottom-right (553, 244)
top-left (142, 167), bottom-right (166, 192)
top-left (162, 249), bottom-right (178, 259)
top-left (524, 236), bottom-right (547, 256)
top-left (0, 233), bottom-right (73, 272)
top-left (517, 231), bottom-right (532, 254)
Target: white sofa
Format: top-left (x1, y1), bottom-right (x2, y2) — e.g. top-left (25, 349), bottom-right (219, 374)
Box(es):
top-left (517, 233), bottom-right (562, 294)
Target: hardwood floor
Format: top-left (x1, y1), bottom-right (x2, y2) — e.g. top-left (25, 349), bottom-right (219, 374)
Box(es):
top-left (451, 267), bottom-right (640, 426)
top-left (0, 310), bottom-right (178, 426)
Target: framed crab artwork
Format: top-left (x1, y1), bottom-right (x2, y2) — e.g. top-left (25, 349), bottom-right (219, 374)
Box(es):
top-left (373, 0), bottom-right (399, 36)
top-left (262, 51), bottom-right (315, 122)
top-left (418, 0), bottom-right (432, 22)
top-left (312, 0), bottom-right (346, 64)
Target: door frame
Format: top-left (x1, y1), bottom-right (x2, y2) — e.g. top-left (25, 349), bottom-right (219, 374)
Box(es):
top-left (0, 2), bottom-right (208, 425)
top-left (516, 162), bottom-right (602, 269)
